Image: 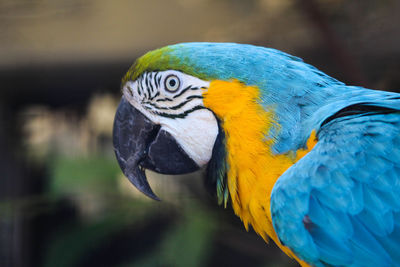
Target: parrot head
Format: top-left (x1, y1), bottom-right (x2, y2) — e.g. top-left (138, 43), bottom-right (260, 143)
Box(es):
top-left (113, 43), bottom-right (226, 201)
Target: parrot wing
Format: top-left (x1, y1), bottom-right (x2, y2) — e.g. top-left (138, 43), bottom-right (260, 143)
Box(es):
top-left (271, 102), bottom-right (400, 267)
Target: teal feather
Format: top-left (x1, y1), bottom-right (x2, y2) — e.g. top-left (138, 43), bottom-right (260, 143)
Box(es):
top-left (206, 119), bottom-right (229, 207)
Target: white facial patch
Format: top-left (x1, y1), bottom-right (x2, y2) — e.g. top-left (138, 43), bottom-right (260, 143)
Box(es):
top-left (122, 70), bottom-right (218, 167)
top-left (158, 109), bottom-right (218, 166)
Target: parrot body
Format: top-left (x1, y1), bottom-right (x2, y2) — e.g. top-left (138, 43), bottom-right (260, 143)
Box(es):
top-left (113, 43), bottom-right (400, 267)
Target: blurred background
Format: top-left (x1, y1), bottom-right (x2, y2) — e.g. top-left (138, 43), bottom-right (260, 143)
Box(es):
top-left (1, 0), bottom-right (399, 266)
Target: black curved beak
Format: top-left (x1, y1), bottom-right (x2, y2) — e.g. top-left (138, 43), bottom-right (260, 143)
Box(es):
top-left (112, 98), bottom-right (199, 200)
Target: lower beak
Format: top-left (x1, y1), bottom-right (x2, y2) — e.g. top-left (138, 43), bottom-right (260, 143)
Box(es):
top-left (112, 98), bottom-right (199, 200)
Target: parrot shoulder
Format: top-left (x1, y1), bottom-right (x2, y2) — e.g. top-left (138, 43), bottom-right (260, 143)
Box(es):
top-left (271, 101), bottom-right (400, 266)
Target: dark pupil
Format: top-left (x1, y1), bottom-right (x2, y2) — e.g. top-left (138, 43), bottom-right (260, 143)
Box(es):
top-left (169, 79), bottom-right (176, 87)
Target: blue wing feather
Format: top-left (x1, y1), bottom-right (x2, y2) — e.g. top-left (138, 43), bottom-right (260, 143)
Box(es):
top-left (271, 109), bottom-right (400, 267)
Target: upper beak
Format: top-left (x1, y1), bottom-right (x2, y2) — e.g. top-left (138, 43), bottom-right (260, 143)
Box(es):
top-left (112, 98), bottom-right (199, 200)
top-left (113, 98), bottom-right (161, 200)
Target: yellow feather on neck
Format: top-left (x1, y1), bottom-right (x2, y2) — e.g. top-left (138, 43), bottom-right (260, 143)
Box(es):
top-left (203, 80), bottom-right (316, 267)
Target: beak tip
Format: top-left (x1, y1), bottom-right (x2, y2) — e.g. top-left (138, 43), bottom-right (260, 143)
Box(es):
top-left (125, 170), bottom-right (161, 202)
top-left (152, 195), bottom-right (162, 201)
top-left (139, 188), bottom-right (161, 201)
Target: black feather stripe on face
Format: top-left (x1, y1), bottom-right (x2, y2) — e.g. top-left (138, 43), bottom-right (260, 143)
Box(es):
top-left (132, 71), bottom-right (206, 119)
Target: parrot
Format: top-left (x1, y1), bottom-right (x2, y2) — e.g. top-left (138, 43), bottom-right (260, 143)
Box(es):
top-left (112, 42), bottom-right (400, 267)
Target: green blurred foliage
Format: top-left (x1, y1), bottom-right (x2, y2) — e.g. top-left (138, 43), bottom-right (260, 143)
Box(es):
top-left (48, 155), bottom-right (121, 195)
top-left (131, 206), bottom-right (216, 267)
top-left (41, 155), bottom-right (223, 267)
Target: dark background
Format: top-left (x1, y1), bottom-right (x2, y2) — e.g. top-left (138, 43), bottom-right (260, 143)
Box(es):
top-left (1, 0), bottom-right (399, 266)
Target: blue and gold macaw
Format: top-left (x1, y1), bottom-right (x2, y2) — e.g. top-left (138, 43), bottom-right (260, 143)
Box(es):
top-left (112, 42), bottom-right (400, 266)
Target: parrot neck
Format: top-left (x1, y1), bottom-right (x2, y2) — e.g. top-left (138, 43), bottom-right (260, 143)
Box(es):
top-left (203, 80), bottom-right (315, 266)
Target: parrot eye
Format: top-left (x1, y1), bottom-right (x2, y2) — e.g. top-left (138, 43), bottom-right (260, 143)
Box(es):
top-left (164, 74), bottom-right (181, 92)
